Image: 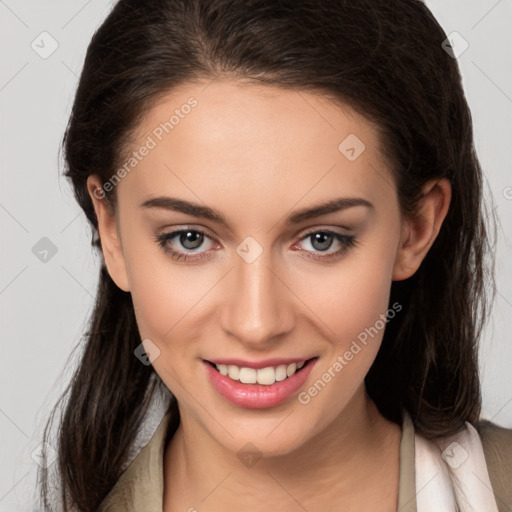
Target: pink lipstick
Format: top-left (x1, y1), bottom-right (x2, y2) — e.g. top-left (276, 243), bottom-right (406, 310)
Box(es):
top-left (203, 357), bottom-right (317, 409)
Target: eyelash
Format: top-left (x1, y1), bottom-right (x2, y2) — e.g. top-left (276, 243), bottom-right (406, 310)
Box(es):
top-left (154, 227), bottom-right (358, 262)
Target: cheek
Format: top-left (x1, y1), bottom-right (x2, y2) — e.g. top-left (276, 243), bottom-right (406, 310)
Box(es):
top-left (129, 265), bottom-right (212, 347)
top-left (122, 231), bottom-right (208, 352)
top-left (294, 241), bottom-right (397, 348)
top-left (294, 257), bottom-right (396, 426)
top-left (128, 262), bottom-right (214, 394)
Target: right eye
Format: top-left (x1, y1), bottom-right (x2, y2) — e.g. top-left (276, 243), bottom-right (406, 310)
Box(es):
top-left (154, 227), bottom-right (217, 261)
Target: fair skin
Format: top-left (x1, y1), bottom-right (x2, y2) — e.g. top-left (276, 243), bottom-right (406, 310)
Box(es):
top-left (87, 79), bottom-right (451, 511)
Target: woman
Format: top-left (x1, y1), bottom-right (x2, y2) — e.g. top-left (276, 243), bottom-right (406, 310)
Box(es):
top-left (38, 0), bottom-right (512, 511)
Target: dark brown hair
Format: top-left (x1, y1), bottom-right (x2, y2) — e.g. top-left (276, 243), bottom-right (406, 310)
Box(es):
top-left (38, 0), bottom-right (496, 510)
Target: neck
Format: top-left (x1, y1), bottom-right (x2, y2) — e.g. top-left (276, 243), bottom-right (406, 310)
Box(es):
top-left (163, 386), bottom-right (401, 511)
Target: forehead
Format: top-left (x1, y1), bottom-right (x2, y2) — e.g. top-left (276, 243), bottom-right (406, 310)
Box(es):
top-left (115, 79), bottom-right (395, 219)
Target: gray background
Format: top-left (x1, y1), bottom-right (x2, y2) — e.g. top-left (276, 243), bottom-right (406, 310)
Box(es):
top-left (1, 1), bottom-right (511, 510)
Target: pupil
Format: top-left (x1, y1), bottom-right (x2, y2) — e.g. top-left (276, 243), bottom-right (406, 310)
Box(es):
top-left (181, 231), bottom-right (203, 250)
top-left (312, 233), bottom-right (332, 251)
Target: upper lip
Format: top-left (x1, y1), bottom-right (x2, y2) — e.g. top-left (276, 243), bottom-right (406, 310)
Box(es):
top-left (204, 357), bottom-right (316, 369)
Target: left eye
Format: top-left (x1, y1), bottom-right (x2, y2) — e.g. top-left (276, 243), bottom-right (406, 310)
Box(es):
top-left (293, 230), bottom-right (357, 260)
top-left (155, 228), bottom-right (357, 262)
top-left (299, 231), bottom-right (343, 252)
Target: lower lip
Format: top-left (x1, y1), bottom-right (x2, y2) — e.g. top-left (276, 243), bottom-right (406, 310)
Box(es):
top-left (203, 359), bottom-right (317, 409)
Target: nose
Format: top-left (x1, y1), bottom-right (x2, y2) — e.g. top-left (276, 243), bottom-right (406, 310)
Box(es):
top-left (220, 247), bottom-right (295, 348)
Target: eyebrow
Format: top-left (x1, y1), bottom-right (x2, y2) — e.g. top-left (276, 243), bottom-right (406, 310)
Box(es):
top-left (140, 195), bottom-right (374, 226)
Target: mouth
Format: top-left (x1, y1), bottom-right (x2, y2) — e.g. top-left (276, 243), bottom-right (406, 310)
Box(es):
top-left (204, 357), bottom-right (317, 386)
top-left (203, 357), bottom-right (319, 409)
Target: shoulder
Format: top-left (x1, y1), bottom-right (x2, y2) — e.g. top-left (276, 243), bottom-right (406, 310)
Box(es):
top-left (476, 419), bottom-right (512, 470)
top-left (474, 419), bottom-right (512, 509)
top-left (97, 411), bottom-right (173, 512)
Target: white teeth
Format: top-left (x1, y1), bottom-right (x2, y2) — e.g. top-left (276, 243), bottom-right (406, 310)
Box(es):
top-left (214, 360), bottom-right (307, 386)
top-left (275, 364), bottom-right (287, 381)
top-left (228, 365), bottom-right (240, 380)
top-left (239, 367), bottom-right (257, 384)
top-left (286, 363), bottom-right (297, 377)
top-left (257, 366), bottom-right (276, 385)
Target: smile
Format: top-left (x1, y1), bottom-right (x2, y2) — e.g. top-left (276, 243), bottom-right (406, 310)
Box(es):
top-left (212, 360), bottom-right (306, 385)
top-left (203, 357), bottom-right (318, 409)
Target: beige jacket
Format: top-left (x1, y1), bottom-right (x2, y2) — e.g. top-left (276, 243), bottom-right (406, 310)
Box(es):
top-left (97, 411), bottom-right (512, 511)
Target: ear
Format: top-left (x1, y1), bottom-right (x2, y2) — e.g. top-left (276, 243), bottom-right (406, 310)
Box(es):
top-left (86, 175), bottom-right (130, 292)
top-left (392, 178), bottom-right (451, 281)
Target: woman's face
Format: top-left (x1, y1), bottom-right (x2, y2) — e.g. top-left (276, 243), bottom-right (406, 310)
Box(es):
top-left (88, 79), bottom-right (447, 456)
